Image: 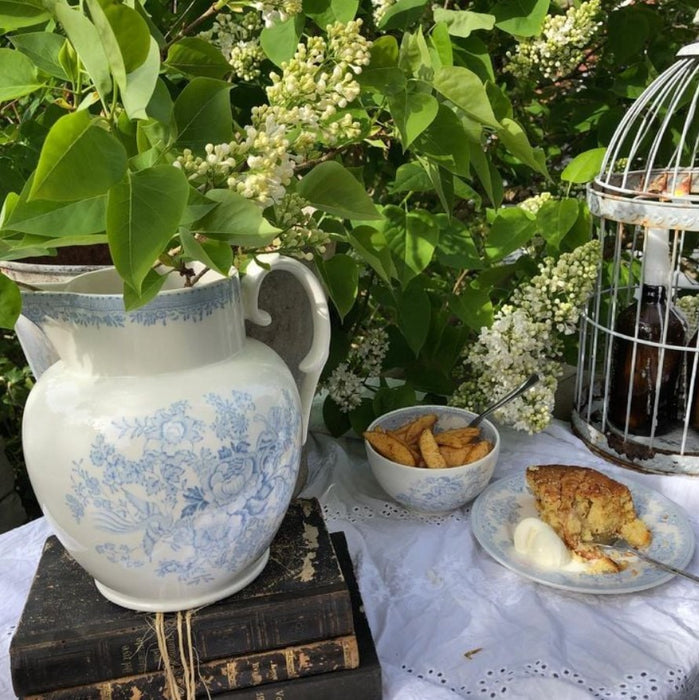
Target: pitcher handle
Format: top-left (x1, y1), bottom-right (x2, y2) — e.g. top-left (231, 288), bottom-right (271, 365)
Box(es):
top-left (241, 253), bottom-right (330, 442)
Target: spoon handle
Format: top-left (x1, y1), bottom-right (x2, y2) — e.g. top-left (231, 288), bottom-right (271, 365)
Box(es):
top-left (468, 373), bottom-right (540, 427)
top-left (622, 546), bottom-right (699, 584)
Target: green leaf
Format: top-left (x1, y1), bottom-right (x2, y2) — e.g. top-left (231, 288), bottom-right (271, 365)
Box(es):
top-left (316, 254), bottom-right (358, 320)
top-left (433, 65), bottom-right (500, 128)
top-left (322, 394), bottom-right (352, 437)
top-left (418, 158), bottom-right (453, 214)
top-left (123, 268), bottom-right (168, 311)
top-left (396, 278), bottom-right (431, 355)
top-left (561, 147), bottom-right (607, 184)
top-left (0, 48), bottom-right (42, 101)
top-left (165, 37), bottom-right (231, 78)
top-left (389, 162), bottom-right (433, 193)
top-left (173, 77), bottom-right (233, 150)
top-left (383, 208), bottom-right (439, 283)
top-left (54, 2), bottom-right (112, 102)
top-left (469, 141), bottom-right (503, 207)
top-left (432, 8), bottom-right (495, 37)
top-left (0, 272), bottom-right (21, 330)
top-left (29, 111), bottom-right (127, 202)
top-left (181, 186), bottom-right (218, 226)
top-left (607, 7), bottom-right (650, 62)
top-left (10, 32), bottom-right (67, 80)
top-left (3, 192), bottom-right (106, 237)
top-left (378, 0), bottom-right (429, 31)
top-left (107, 165), bottom-right (189, 293)
top-left (372, 384), bottom-right (417, 417)
top-left (359, 36), bottom-right (405, 96)
top-left (0, 0), bottom-right (49, 31)
top-left (492, 0), bottom-right (550, 37)
top-left (435, 216), bottom-right (483, 269)
top-left (497, 117), bottom-right (549, 177)
top-left (86, 0), bottom-right (150, 76)
top-left (347, 225), bottom-right (396, 284)
top-left (121, 37), bottom-right (160, 120)
top-left (389, 91), bottom-right (439, 149)
top-left (298, 161), bottom-right (381, 220)
top-left (192, 189), bottom-right (280, 245)
top-left (304, 0), bottom-right (358, 29)
top-left (484, 207), bottom-right (537, 261)
top-left (260, 15), bottom-right (305, 67)
top-left (536, 198), bottom-right (579, 250)
top-left (450, 283), bottom-right (493, 331)
top-left (178, 229), bottom-right (233, 276)
top-left (429, 22), bottom-right (453, 67)
top-left (413, 105), bottom-right (471, 177)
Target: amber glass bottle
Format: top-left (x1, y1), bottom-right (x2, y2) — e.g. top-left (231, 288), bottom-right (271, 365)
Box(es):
top-left (608, 229), bottom-right (687, 436)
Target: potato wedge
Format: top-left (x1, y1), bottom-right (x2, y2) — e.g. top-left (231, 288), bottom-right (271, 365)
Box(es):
top-left (438, 445), bottom-right (471, 467)
top-left (463, 440), bottom-right (493, 464)
top-left (435, 426), bottom-right (480, 444)
top-left (364, 430), bottom-right (416, 466)
top-left (418, 428), bottom-right (447, 468)
top-left (400, 414), bottom-right (439, 446)
top-left (434, 433), bottom-right (463, 448)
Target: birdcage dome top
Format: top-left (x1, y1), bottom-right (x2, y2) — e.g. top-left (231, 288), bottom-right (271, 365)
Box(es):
top-left (588, 42), bottom-right (699, 230)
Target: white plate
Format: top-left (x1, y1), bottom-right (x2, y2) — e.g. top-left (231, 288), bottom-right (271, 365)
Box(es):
top-left (471, 472), bottom-right (696, 593)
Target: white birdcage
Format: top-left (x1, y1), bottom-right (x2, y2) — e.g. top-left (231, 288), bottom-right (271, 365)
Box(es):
top-left (573, 42), bottom-right (699, 475)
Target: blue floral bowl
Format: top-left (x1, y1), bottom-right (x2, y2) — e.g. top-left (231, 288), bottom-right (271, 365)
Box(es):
top-left (364, 406), bottom-right (500, 513)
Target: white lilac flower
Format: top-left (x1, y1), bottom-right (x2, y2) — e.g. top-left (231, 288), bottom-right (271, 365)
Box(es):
top-left (505, 0), bottom-right (602, 82)
top-left (326, 363), bottom-right (364, 412)
top-left (450, 239), bottom-right (600, 433)
top-left (518, 191), bottom-right (553, 216)
top-left (324, 327), bottom-right (389, 412)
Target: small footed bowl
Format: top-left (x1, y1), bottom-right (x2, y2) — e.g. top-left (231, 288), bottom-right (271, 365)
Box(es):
top-left (364, 405), bottom-right (500, 513)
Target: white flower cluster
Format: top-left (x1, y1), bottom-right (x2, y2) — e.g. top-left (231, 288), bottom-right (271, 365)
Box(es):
top-left (518, 191), bottom-right (552, 216)
top-left (270, 193), bottom-right (330, 261)
top-left (177, 20), bottom-right (371, 211)
top-left (261, 20), bottom-right (371, 151)
top-left (450, 239), bottom-right (600, 432)
top-left (371, 0), bottom-right (396, 26)
top-left (200, 10), bottom-right (265, 81)
top-left (252, 0), bottom-right (302, 28)
top-left (325, 327), bottom-right (389, 412)
top-left (505, 0), bottom-right (602, 82)
top-left (174, 114), bottom-right (295, 207)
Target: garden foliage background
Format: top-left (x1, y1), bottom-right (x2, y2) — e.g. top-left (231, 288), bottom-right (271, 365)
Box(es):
top-left (1, 0), bottom-right (699, 519)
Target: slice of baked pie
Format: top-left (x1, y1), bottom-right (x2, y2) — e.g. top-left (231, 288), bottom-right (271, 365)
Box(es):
top-left (525, 464), bottom-right (651, 572)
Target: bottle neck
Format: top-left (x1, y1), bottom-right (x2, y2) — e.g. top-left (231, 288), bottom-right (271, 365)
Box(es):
top-left (640, 283), bottom-right (668, 305)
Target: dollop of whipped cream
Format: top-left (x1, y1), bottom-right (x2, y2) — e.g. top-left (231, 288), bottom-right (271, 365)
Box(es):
top-left (513, 517), bottom-right (571, 569)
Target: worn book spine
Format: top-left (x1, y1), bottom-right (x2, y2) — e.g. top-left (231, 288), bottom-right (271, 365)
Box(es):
top-left (24, 634), bottom-right (359, 700)
top-left (11, 499), bottom-right (356, 696)
top-left (215, 532), bottom-right (382, 700)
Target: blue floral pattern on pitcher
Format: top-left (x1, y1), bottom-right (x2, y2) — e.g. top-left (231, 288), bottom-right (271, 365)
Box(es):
top-left (65, 388), bottom-right (300, 585)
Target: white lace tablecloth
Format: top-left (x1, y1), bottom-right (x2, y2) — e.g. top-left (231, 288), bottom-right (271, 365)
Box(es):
top-left (2, 419), bottom-right (699, 699)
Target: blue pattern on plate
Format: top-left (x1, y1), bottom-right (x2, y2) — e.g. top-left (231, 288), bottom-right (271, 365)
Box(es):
top-left (65, 388), bottom-right (299, 585)
top-left (471, 472), bottom-right (696, 594)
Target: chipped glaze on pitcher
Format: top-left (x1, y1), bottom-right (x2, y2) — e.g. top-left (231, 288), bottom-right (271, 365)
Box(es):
top-left (20, 255), bottom-right (330, 612)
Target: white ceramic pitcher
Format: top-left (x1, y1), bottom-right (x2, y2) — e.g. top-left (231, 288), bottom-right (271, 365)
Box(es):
top-left (19, 255), bottom-right (330, 612)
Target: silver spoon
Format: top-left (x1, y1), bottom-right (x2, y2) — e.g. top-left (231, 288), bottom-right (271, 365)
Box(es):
top-left (595, 537), bottom-right (699, 584)
top-left (468, 373), bottom-right (541, 427)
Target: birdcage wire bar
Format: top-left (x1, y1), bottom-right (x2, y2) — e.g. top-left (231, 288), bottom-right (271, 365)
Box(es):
top-left (573, 43), bottom-right (699, 475)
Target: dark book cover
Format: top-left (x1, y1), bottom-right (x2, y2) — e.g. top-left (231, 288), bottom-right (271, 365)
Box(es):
top-left (216, 531), bottom-right (383, 700)
top-left (11, 499), bottom-right (355, 696)
top-left (25, 634), bottom-right (360, 699)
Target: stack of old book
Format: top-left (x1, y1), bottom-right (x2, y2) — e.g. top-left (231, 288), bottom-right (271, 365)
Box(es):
top-left (10, 498), bottom-right (381, 699)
